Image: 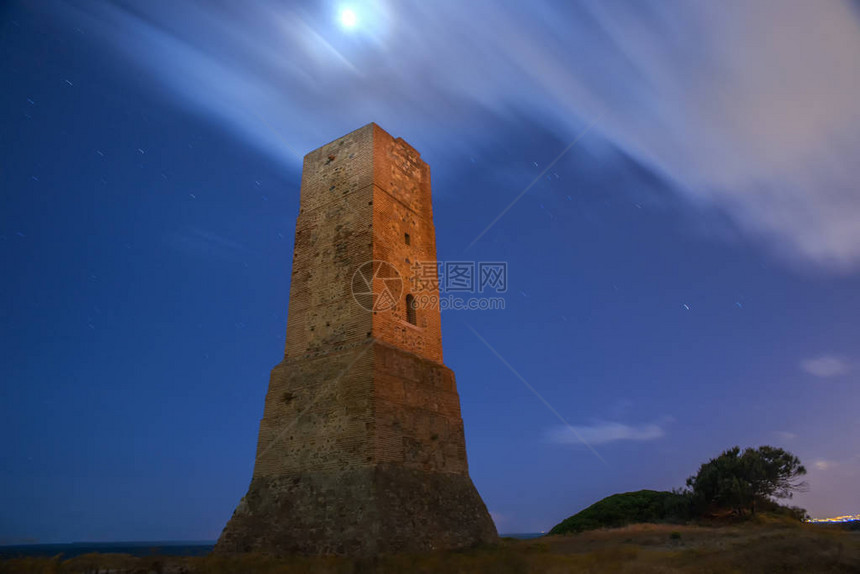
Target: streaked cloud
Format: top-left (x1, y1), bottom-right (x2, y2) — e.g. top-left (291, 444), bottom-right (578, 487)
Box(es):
top-left (53, 0), bottom-right (860, 270)
top-left (813, 459), bottom-right (837, 471)
top-left (547, 420), bottom-right (666, 446)
top-left (801, 356), bottom-right (850, 378)
top-left (773, 431), bottom-right (797, 441)
top-left (166, 227), bottom-right (248, 261)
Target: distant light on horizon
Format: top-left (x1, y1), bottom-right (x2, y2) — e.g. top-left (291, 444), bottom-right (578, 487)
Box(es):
top-left (806, 513), bottom-right (860, 524)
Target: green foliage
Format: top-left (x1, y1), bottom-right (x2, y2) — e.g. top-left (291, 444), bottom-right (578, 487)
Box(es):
top-left (685, 445), bottom-right (807, 516)
top-left (549, 445), bottom-right (808, 537)
top-left (548, 490), bottom-right (692, 535)
top-left (752, 500), bottom-right (810, 523)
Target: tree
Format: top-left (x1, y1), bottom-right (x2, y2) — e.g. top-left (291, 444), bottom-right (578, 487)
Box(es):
top-left (686, 446), bottom-right (807, 516)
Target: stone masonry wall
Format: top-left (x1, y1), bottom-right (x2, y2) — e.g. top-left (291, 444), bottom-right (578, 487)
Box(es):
top-left (371, 125), bottom-right (444, 364)
top-left (253, 339), bottom-right (467, 478)
top-left (372, 341), bottom-right (467, 474)
top-left (284, 125), bottom-right (375, 360)
top-left (253, 343), bottom-right (375, 477)
top-left (217, 124), bottom-right (497, 556)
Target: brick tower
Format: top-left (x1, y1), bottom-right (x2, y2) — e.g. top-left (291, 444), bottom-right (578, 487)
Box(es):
top-left (215, 124), bottom-right (497, 556)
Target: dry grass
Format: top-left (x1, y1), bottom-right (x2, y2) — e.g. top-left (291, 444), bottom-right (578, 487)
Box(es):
top-left (2, 522), bottom-right (858, 573)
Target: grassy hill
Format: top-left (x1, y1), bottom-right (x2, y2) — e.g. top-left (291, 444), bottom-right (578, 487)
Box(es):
top-left (549, 490), bottom-right (690, 535)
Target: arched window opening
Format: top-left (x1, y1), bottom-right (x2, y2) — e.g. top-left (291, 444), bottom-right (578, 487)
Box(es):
top-left (405, 294), bottom-right (417, 325)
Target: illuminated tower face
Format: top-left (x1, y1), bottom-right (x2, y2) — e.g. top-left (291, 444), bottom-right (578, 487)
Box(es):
top-left (215, 124), bottom-right (497, 557)
top-left (283, 122), bottom-right (443, 364)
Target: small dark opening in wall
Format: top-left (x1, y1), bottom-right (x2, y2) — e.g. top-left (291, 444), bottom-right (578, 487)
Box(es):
top-left (405, 294), bottom-right (417, 325)
top-left (404, 233), bottom-right (411, 245)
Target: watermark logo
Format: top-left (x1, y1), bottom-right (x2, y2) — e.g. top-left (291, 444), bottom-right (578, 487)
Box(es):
top-left (411, 260), bottom-right (507, 311)
top-left (351, 260), bottom-right (402, 312)
top-left (411, 261), bottom-right (508, 295)
top-left (351, 260), bottom-right (507, 313)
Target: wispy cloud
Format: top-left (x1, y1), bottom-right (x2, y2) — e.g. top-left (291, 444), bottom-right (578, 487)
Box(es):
top-left (773, 431), bottom-right (797, 441)
top-left (801, 356), bottom-right (850, 378)
top-left (547, 420), bottom-right (666, 446)
top-left (166, 227), bottom-right (248, 260)
top-left (54, 0), bottom-right (860, 270)
top-left (814, 459), bottom-right (837, 471)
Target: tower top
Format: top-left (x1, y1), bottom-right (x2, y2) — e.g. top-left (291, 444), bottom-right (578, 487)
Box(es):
top-left (286, 123), bottom-right (443, 363)
top-left (306, 123), bottom-right (424, 159)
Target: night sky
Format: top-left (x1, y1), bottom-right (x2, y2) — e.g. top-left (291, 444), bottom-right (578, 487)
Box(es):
top-left (2, 1), bottom-right (859, 543)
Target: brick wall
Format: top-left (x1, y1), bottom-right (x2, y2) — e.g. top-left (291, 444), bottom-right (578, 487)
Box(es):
top-left (220, 124), bottom-right (497, 555)
top-left (371, 125), bottom-right (443, 364)
top-left (284, 125), bottom-right (375, 359)
top-left (255, 123), bottom-right (465, 478)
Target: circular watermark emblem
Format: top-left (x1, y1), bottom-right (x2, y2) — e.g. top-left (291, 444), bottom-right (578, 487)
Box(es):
top-left (351, 260), bottom-right (402, 312)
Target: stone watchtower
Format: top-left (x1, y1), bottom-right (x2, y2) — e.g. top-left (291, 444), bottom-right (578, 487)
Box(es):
top-left (215, 124), bottom-right (497, 556)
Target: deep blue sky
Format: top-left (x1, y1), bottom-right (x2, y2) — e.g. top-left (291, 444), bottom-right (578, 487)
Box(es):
top-left (2, 1), bottom-right (859, 543)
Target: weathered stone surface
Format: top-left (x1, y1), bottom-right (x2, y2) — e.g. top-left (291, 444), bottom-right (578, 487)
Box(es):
top-left (215, 124), bottom-right (497, 556)
top-left (216, 461), bottom-right (496, 556)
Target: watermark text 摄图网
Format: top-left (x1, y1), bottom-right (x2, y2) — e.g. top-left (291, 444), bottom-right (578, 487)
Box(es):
top-left (350, 259), bottom-right (508, 312)
top-left (410, 261), bottom-right (507, 294)
top-left (410, 260), bottom-right (507, 311)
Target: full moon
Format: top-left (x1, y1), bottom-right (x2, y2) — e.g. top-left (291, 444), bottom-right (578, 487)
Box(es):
top-left (340, 8), bottom-right (358, 29)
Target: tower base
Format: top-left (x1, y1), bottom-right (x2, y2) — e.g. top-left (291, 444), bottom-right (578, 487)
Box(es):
top-left (214, 464), bottom-right (497, 556)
